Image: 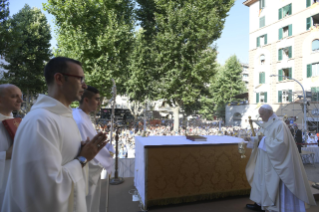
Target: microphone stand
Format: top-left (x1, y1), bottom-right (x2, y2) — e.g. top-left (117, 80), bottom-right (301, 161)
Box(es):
top-left (110, 126), bottom-right (124, 185)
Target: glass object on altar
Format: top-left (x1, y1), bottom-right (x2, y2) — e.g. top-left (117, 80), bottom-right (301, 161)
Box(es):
top-left (238, 141), bottom-right (246, 159)
top-left (217, 130), bottom-right (223, 136)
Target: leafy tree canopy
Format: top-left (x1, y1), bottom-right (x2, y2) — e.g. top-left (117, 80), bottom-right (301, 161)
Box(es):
top-left (43, 0), bottom-right (135, 97)
top-left (1, 4), bottom-right (51, 95)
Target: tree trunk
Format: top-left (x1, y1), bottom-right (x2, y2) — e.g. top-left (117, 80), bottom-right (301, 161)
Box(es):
top-left (172, 106), bottom-right (179, 132)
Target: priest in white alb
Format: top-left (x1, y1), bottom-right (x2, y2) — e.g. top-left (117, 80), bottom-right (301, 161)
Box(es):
top-left (1, 57), bottom-right (108, 212)
top-left (73, 85), bottom-right (115, 212)
top-left (0, 84), bottom-right (23, 209)
top-left (245, 104), bottom-right (316, 212)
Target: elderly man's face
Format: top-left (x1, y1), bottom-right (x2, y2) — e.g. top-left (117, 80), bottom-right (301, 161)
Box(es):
top-left (258, 108), bottom-right (272, 122)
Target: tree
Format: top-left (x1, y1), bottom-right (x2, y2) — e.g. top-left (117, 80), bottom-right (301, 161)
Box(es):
top-left (43, 0), bottom-right (134, 98)
top-left (126, 29), bottom-right (155, 102)
top-left (210, 55), bottom-right (246, 119)
top-left (133, 0), bottom-right (234, 131)
top-left (0, 0), bottom-right (9, 55)
top-left (127, 100), bottom-right (144, 120)
top-left (1, 4), bottom-right (51, 112)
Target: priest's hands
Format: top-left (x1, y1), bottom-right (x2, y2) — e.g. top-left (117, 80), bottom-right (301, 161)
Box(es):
top-left (6, 144), bottom-right (13, 160)
top-left (78, 132), bottom-right (108, 162)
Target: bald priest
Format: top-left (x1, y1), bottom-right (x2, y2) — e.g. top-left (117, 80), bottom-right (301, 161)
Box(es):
top-left (0, 84), bottom-right (23, 209)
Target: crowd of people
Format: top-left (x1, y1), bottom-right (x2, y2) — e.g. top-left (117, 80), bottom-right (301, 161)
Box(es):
top-left (93, 120), bottom-right (319, 159)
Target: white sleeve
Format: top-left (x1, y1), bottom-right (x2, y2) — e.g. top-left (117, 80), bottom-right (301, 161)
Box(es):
top-left (3, 118), bottom-right (86, 212)
top-left (0, 151), bottom-right (6, 190)
top-left (247, 136), bottom-right (258, 149)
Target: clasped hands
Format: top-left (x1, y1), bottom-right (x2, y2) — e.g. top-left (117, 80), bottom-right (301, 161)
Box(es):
top-left (78, 132), bottom-right (108, 162)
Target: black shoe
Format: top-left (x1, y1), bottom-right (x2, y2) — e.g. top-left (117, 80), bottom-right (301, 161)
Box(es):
top-left (246, 203), bottom-right (265, 211)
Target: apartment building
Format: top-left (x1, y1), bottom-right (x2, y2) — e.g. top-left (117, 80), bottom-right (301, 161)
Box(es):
top-left (226, 0), bottom-right (319, 128)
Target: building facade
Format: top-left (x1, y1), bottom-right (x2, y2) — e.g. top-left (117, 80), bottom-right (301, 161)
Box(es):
top-left (226, 0), bottom-right (319, 129)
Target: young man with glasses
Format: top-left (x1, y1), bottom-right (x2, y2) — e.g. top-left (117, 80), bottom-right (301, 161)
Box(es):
top-left (2, 57), bottom-right (107, 212)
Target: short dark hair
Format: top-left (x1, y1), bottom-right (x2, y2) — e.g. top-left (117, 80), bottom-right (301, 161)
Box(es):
top-left (79, 85), bottom-right (99, 104)
top-left (44, 57), bottom-right (82, 85)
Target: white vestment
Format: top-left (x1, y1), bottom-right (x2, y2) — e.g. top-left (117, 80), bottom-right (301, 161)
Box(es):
top-left (1, 95), bottom-right (88, 212)
top-left (0, 113), bottom-right (13, 209)
top-left (73, 108), bottom-right (115, 212)
top-left (246, 114), bottom-right (316, 212)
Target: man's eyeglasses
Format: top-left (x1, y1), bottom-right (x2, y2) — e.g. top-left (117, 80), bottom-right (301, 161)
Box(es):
top-left (61, 73), bottom-right (85, 83)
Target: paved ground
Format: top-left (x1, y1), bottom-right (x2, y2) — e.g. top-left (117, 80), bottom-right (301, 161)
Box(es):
top-left (304, 162), bottom-right (319, 182)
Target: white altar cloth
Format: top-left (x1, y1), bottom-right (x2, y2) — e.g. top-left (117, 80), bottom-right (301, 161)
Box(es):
top-left (301, 146), bottom-right (319, 163)
top-left (134, 135), bottom-right (244, 206)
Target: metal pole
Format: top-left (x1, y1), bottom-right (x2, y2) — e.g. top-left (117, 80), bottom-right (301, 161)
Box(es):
top-left (270, 75), bottom-right (307, 131)
top-left (290, 78), bottom-right (307, 132)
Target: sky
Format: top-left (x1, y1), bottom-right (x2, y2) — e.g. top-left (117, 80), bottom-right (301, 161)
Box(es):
top-left (10, 0), bottom-right (249, 65)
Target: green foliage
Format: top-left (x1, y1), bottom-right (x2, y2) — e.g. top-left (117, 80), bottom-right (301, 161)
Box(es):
top-left (131, 0), bottom-right (234, 111)
top-left (208, 55), bottom-right (247, 118)
top-left (43, 0), bottom-right (135, 98)
top-left (1, 5), bottom-right (51, 94)
top-left (0, 0), bottom-right (10, 55)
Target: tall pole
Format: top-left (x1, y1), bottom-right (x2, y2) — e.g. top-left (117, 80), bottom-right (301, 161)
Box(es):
top-left (270, 75), bottom-right (307, 131)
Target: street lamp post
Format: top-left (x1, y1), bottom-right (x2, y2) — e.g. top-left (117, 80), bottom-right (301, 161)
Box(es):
top-left (269, 75), bottom-right (307, 131)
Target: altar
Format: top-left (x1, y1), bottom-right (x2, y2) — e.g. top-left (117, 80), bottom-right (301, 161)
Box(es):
top-left (134, 136), bottom-right (252, 209)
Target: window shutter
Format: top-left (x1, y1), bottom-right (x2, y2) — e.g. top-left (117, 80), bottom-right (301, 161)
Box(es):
top-left (307, 64), bottom-right (312, 78)
top-left (278, 91), bottom-right (282, 103)
top-left (288, 90), bottom-right (292, 102)
top-left (307, 0), bottom-right (311, 8)
top-left (264, 92), bottom-right (267, 103)
top-left (257, 37), bottom-right (260, 47)
top-left (263, 17), bottom-right (265, 27)
top-left (279, 8), bottom-right (282, 20)
top-left (263, 72), bottom-right (265, 83)
top-left (288, 4), bottom-right (292, 15)
top-left (278, 49), bottom-right (282, 61)
top-left (307, 17), bottom-right (312, 30)
top-left (289, 68), bottom-right (292, 79)
top-left (256, 93), bottom-right (259, 103)
top-left (264, 34), bottom-right (267, 45)
top-left (259, 0), bottom-right (261, 9)
top-left (279, 28), bottom-right (283, 40)
top-left (288, 24), bottom-right (292, 36)
top-left (262, 0), bottom-right (265, 8)
top-left (288, 46), bottom-right (292, 58)
top-left (279, 69), bottom-right (283, 81)
top-left (311, 87), bottom-right (316, 101)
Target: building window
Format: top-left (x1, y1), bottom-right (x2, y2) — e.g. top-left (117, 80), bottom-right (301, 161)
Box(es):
top-left (278, 68), bottom-right (292, 81)
top-left (278, 90), bottom-right (292, 103)
top-left (311, 87), bottom-right (319, 101)
top-left (279, 25), bottom-right (292, 40)
top-left (259, 72), bottom-right (265, 84)
top-left (307, 62), bottom-right (319, 77)
top-left (278, 46), bottom-right (292, 61)
top-left (307, 0), bottom-right (318, 8)
top-left (243, 74), bottom-right (248, 79)
top-left (259, 0), bottom-right (265, 9)
top-left (307, 13), bottom-right (319, 30)
top-left (312, 39), bottom-right (319, 51)
top-left (256, 92), bottom-right (267, 103)
top-left (260, 54), bottom-right (265, 65)
top-left (259, 16), bottom-right (265, 28)
top-left (257, 34), bottom-right (267, 47)
top-left (279, 4), bottom-right (292, 20)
